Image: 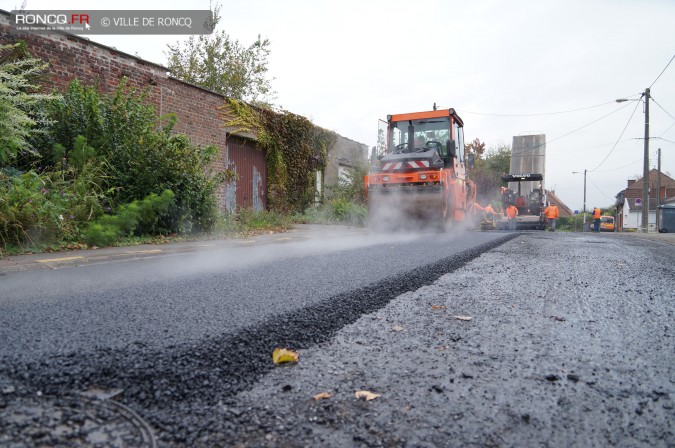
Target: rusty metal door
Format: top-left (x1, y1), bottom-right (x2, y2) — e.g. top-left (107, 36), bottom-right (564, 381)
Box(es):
top-left (224, 136), bottom-right (267, 212)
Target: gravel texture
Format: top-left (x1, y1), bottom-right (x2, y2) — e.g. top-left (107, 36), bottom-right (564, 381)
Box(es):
top-left (228, 233), bottom-right (675, 447)
top-left (1, 231), bottom-right (673, 447)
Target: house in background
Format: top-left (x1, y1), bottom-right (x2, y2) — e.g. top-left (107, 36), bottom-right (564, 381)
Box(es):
top-left (544, 190), bottom-right (573, 217)
top-left (616, 169), bottom-right (675, 231)
top-left (320, 136), bottom-right (368, 202)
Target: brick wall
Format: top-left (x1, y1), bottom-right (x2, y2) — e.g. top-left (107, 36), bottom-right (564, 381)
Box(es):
top-left (1, 12), bottom-right (236, 208)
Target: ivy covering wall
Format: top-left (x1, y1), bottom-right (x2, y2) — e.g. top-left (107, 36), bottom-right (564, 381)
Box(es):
top-left (221, 99), bottom-right (336, 213)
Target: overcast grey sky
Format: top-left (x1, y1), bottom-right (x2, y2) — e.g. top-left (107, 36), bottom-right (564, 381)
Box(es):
top-left (5, 0), bottom-right (675, 210)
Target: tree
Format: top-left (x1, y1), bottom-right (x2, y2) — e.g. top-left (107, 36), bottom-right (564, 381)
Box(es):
top-left (0, 41), bottom-right (55, 164)
top-left (468, 143), bottom-right (511, 204)
top-left (465, 138), bottom-right (486, 160)
top-left (165, 3), bottom-right (276, 106)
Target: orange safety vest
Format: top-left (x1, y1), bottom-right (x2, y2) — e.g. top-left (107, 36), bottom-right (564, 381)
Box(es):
top-left (506, 205), bottom-right (518, 219)
top-left (544, 205), bottom-right (559, 219)
top-left (593, 208), bottom-right (601, 219)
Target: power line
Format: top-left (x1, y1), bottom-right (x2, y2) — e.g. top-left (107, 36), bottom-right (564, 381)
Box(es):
top-left (547, 139), bottom-right (638, 158)
top-left (591, 147), bottom-right (659, 173)
top-left (587, 174), bottom-right (616, 201)
top-left (649, 52), bottom-right (675, 88)
top-left (659, 121), bottom-right (675, 138)
top-left (650, 96), bottom-right (675, 122)
top-left (458, 100), bottom-right (618, 117)
top-left (592, 157), bottom-right (643, 173)
top-left (654, 137), bottom-right (675, 144)
top-left (509, 102), bottom-right (633, 158)
top-left (589, 98), bottom-right (642, 172)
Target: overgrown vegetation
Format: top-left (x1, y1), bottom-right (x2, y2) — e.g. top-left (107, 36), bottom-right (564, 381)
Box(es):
top-left (84, 190), bottom-right (175, 247)
top-left (466, 138), bottom-right (511, 206)
top-left (1, 43), bottom-right (227, 253)
top-left (0, 42), bottom-right (54, 164)
top-left (295, 199), bottom-right (368, 226)
top-left (14, 79), bottom-right (224, 237)
top-left (221, 98), bottom-right (337, 214)
top-left (1, 36), bottom-right (361, 257)
top-left (0, 167), bottom-right (106, 246)
top-left (300, 163), bottom-right (368, 226)
top-left (234, 208), bottom-right (293, 230)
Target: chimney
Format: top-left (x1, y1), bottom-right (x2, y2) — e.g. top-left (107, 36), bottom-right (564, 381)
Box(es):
top-left (627, 179), bottom-right (636, 188)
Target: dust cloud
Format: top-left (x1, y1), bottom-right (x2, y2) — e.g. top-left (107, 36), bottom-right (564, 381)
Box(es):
top-left (366, 190), bottom-right (478, 234)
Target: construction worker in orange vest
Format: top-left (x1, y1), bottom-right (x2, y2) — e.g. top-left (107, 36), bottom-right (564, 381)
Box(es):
top-left (506, 204), bottom-right (519, 230)
top-left (592, 207), bottom-right (601, 232)
top-left (484, 203), bottom-right (495, 222)
top-left (543, 202), bottom-right (559, 231)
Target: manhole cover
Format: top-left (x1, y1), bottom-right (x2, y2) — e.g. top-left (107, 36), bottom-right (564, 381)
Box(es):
top-left (0, 394), bottom-right (156, 447)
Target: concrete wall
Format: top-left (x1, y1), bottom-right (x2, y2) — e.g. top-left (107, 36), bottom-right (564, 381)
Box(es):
top-left (622, 199), bottom-right (657, 231)
top-left (510, 134), bottom-right (546, 196)
top-left (324, 135), bottom-right (368, 188)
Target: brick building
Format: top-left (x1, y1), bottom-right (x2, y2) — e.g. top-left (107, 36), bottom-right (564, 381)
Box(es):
top-left (0, 10), bottom-right (367, 212)
top-left (616, 169), bottom-right (675, 231)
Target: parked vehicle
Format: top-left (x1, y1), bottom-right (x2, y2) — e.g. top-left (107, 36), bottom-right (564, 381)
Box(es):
top-left (658, 204), bottom-right (675, 233)
top-left (600, 216), bottom-right (615, 232)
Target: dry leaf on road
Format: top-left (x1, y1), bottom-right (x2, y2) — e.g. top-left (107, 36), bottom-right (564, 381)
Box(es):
top-left (431, 305), bottom-right (446, 310)
top-left (392, 325), bottom-right (404, 332)
top-left (313, 392), bottom-right (333, 400)
top-left (452, 315), bottom-right (472, 321)
top-left (272, 348), bottom-right (299, 364)
top-left (355, 390), bottom-right (381, 401)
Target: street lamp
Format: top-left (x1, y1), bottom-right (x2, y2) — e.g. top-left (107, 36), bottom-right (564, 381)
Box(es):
top-left (572, 169), bottom-right (587, 229)
top-left (616, 89), bottom-right (650, 233)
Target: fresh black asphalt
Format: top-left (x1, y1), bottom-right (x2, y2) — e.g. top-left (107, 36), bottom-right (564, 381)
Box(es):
top-left (1, 229), bottom-right (673, 447)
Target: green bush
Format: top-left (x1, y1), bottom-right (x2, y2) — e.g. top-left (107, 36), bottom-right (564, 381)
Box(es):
top-left (294, 199), bottom-right (367, 226)
top-left (0, 42), bottom-right (55, 164)
top-left (84, 190), bottom-right (175, 247)
top-left (329, 198), bottom-right (367, 225)
top-left (235, 208), bottom-right (292, 230)
top-left (28, 79), bottom-right (223, 235)
top-left (0, 167), bottom-right (107, 247)
top-left (325, 164), bottom-right (368, 205)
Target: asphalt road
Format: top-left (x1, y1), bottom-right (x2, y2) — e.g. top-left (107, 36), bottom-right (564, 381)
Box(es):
top-left (0, 226), bottom-right (673, 447)
top-left (0, 226), bottom-right (508, 358)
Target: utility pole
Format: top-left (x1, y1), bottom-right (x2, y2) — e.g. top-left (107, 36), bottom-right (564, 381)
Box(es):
top-left (642, 88), bottom-right (650, 233)
top-left (583, 169), bottom-right (587, 227)
top-left (572, 170), bottom-right (588, 230)
top-left (657, 148), bottom-right (661, 230)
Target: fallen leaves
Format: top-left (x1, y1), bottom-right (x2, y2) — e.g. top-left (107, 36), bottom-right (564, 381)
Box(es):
top-left (392, 325), bottom-right (404, 332)
top-left (272, 348), bottom-right (299, 364)
top-left (355, 390), bottom-right (380, 401)
top-left (431, 305), bottom-right (446, 310)
top-left (313, 392), bottom-right (332, 401)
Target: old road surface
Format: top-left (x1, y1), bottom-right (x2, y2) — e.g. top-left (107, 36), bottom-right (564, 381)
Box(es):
top-left (0, 225), bottom-right (673, 447)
